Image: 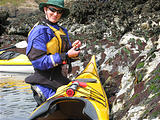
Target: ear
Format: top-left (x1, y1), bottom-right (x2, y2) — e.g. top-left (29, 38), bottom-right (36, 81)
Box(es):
top-left (44, 7), bottom-right (47, 14)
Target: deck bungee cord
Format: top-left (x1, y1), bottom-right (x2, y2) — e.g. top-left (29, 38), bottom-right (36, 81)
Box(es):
top-left (46, 77), bottom-right (107, 108)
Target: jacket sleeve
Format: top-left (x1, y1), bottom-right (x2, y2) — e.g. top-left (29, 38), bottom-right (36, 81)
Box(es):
top-left (26, 25), bottom-right (66, 70)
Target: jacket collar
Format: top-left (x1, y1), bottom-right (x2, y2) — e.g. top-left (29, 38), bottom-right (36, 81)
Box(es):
top-left (43, 18), bottom-right (58, 26)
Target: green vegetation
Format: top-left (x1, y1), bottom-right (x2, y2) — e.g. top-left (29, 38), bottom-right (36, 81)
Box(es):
top-left (131, 93), bottom-right (139, 100)
top-left (0, 0), bottom-right (26, 6)
top-left (129, 38), bottom-right (135, 43)
top-left (151, 110), bottom-right (160, 119)
top-left (136, 62), bottom-right (145, 69)
top-left (123, 47), bottom-right (131, 55)
top-left (107, 37), bottom-right (116, 42)
top-left (147, 68), bottom-right (160, 94)
top-left (149, 84), bottom-right (159, 93)
top-left (137, 39), bottom-right (142, 46)
top-left (137, 73), bottom-right (143, 83)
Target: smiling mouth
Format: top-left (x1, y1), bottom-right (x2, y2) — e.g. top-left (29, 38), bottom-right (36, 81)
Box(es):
top-left (52, 17), bottom-right (57, 20)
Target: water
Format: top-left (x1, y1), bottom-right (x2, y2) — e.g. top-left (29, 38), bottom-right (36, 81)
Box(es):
top-left (0, 73), bottom-right (36, 120)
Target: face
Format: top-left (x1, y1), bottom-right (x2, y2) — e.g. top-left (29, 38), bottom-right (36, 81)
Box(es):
top-left (44, 6), bottom-right (63, 23)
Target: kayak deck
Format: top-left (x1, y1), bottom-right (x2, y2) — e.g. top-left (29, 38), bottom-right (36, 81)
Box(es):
top-left (29, 55), bottom-right (109, 120)
top-left (0, 51), bottom-right (33, 73)
top-left (0, 52), bottom-right (32, 65)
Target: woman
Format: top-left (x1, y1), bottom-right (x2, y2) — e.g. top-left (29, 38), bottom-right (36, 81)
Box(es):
top-left (25, 0), bottom-right (81, 106)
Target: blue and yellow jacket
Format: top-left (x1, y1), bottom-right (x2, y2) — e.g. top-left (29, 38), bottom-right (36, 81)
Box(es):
top-left (25, 19), bottom-right (71, 89)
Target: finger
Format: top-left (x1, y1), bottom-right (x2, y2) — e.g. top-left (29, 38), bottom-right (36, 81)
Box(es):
top-left (75, 40), bottom-right (80, 43)
top-left (72, 46), bottom-right (76, 49)
top-left (77, 42), bottom-right (81, 48)
top-left (72, 41), bottom-right (78, 46)
top-left (72, 40), bottom-right (80, 47)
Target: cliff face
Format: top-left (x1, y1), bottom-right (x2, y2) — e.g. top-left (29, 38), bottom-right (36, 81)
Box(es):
top-left (0, 0), bottom-right (160, 119)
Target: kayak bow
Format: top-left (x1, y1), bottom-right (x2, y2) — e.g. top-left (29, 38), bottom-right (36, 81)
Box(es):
top-left (29, 55), bottom-right (109, 120)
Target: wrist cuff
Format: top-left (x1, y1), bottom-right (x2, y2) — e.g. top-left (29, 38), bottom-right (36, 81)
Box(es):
top-left (60, 52), bottom-right (68, 62)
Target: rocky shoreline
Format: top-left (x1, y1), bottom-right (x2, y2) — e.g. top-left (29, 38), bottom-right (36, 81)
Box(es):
top-left (0, 0), bottom-right (160, 119)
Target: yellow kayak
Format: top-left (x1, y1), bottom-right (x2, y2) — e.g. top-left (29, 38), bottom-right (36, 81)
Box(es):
top-left (29, 55), bottom-right (109, 120)
top-left (0, 51), bottom-right (34, 73)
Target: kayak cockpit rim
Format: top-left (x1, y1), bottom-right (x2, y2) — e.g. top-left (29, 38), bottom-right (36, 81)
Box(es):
top-left (29, 97), bottom-right (98, 120)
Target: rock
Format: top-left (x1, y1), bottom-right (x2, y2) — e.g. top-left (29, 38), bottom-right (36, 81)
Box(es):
top-left (0, 7), bottom-right (9, 35)
top-left (141, 22), bottom-right (150, 29)
top-left (0, 7), bottom-right (9, 25)
top-left (6, 10), bottom-right (43, 36)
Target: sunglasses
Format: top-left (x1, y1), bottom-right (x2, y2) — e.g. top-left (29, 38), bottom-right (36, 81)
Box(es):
top-left (48, 7), bottom-right (63, 14)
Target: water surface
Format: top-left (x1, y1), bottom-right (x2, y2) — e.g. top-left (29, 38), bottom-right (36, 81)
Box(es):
top-left (0, 73), bottom-right (36, 120)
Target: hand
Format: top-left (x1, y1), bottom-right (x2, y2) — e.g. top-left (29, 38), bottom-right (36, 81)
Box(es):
top-left (67, 46), bottom-right (80, 58)
top-left (72, 40), bottom-right (81, 48)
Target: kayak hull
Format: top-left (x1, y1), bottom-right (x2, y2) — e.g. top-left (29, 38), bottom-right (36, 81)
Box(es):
top-left (0, 65), bottom-right (34, 73)
top-left (29, 55), bottom-right (109, 120)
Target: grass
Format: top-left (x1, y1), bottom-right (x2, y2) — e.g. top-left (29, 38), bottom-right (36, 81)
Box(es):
top-left (0, 0), bottom-right (26, 6)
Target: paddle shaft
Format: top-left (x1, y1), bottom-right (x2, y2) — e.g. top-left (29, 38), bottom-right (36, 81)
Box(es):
top-left (0, 46), bottom-right (16, 51)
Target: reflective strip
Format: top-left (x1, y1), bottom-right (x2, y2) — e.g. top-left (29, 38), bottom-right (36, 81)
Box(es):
top-left (50, 55), bottom-right (58, 67)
